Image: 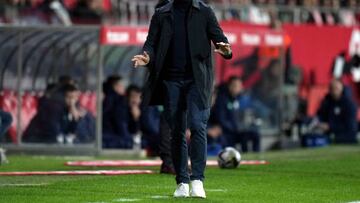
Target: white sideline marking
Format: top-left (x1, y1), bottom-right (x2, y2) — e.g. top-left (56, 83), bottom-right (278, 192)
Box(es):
top-left (347, 201), bottom-right (360, 203)
top-left (113, 198), bottom-right (141, 202)
top-left (207, 189), bottom-right (227, 192)
top-left (0, 183), bottom-right (49, 187)
top-left (150, 195), bottom-right (170, 199)
top-left (33, 156), bottom-right (93, 160)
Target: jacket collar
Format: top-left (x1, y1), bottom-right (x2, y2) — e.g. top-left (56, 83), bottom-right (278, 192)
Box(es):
top-left (158, 0), bottom-right (200, 13)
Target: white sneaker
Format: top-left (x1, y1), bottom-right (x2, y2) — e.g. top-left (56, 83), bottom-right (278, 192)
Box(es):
top-left (190, 180), bottom-right (206, 198)
top-left (173, 183), bottom-right (189, 198)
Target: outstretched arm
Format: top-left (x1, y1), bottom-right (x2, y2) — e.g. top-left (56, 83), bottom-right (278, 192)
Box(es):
top-left (132, 12), bottom-right (160, 68)
top-left (207, 8), bottom-right (232, 60)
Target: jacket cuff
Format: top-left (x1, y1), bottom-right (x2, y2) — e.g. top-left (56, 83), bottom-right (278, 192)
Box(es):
top-left (222, 51), bottom-right (233, 60)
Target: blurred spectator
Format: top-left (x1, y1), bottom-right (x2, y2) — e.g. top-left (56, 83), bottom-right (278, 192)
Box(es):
top-left (56, 84), bottom-right (95, 144)
top-left (248, 0), bottom-right (271, 25)
top-left (1, 0), bottom-right (359, 25)
top-left (300, 0), bottom-right (324, 25)
top-left (70, 0), bottom-right (103, 24)
top-left (140, 106), bottom-right (162, 156)
top-left (0, 0), bottom-right (22, 24)
top-left (252, 59), bottom-right (282, 124)
top-left (278, 0), bottom-right (297, 23)
top-left (23, 75), bottom-right (78, 143)
top-left (316, 79), bottom-right (358, 144)
top-left (24, 82), bottom-right (95, 144)
top-left (126, 85), bottom-right (142, 147)
top-left (339, 0), bottom-right (358, 26)
top-left (214, 76), bottom-right (262, 152)
top-left (320, 0), bottom-right (339, 25)
top-left (331, 51), bottom-right (347, 79)
top-left (102, 75), bottom-right (133, 148)
top-left (207, 88), bottom-right (226, 156)
top-left (39, 0), bottom-right (72, 25)
top-left (0, 110), bottom-right (12, 141)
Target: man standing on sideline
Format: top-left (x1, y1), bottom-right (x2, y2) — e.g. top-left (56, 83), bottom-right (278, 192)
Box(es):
top-left (132, 0), bottom-right (232, 198)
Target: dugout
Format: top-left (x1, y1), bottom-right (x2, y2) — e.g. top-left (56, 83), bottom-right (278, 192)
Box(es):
top-left (0, 23), bottom-right (291, 154)
top-left (0, 26), bottom-right (148, 155)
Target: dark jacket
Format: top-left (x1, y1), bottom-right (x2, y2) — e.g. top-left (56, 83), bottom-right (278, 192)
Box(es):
top-left (142, 0), bottom-right (232, 109)
top-left (214, 89), bottom-right (265, 134)
top-left (317, 90), bottom-right (358, 143)
top-left (102, 89), bottom-right (130, 137)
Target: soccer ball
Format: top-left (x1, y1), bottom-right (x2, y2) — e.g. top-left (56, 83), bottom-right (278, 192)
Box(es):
top-left (217, 147), bottom-right (241, 169)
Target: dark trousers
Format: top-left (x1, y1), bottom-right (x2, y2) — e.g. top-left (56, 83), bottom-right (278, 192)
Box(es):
top-left (163, 80), bottom-right (210, 184)
top-left (0, 110), bottom-right (12, 140)
top-left (159, 113), bottom-right (173, 167)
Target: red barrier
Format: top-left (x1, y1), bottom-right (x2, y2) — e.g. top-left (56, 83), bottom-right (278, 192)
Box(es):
top-left (100, 23), bottom-right (360, 115)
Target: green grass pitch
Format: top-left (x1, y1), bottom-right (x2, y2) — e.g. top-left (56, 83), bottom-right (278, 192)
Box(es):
top-left (0, 146), bottom-right (359, 203)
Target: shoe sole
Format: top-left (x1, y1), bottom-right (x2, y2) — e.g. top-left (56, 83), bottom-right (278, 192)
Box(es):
top-left (173, 195), bottom-right (189, 198)
top-left (190, 194), bottom-right (206, 199)
top-left (191, 196), bottom-right (206, 199)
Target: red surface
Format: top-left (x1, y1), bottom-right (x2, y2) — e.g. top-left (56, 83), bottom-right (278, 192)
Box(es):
top-left (283, 24), bottom-right (354, 86)
top-left (65, 160), bottom-right (269, 167)
top-left (0, 170), bottom-right (154, 176)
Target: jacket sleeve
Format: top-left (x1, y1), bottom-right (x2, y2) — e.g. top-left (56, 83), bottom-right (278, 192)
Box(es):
top-left (206, 7), bottom-right (232, 60)
top-left (143, 11), bottom-right (160, 66)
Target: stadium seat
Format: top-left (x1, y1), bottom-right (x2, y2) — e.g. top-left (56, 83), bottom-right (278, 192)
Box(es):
top-left (79, 91), bottom-right (97, 116)
top-left (21, 92), bottom-right (38, 135)
top-left (0, 91), bottom-right (18, 143)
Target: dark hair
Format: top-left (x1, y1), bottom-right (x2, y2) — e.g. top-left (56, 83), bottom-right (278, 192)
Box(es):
top-left (58, 75), bottom-right (74, 85)
top-left (107, 75), bottom-right (123, 86)
top-left (103, 75), bottom-right (123, 95)
top-left (126, 85), bottom-right (142, 96)
top-left (227, 76), bottom-right (242, 85)
top-left (63, 84), bottom-right (79, 93)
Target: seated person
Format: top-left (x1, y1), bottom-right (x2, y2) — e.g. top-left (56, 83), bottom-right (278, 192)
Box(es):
top-left (315, 79), bottom-right (358, 144)
top-left (207, 89), bottom-right (226, 156)
top-left (23, 76), bottom-right (82, 143)
top-left (140, 106), bottom-right (162, 157)
top-left (214, 76), bottom-right (262, 152)
top-left (24, 84), bottom-right (95, 144)
top-left (56, 84), bottom-right (95, 144)
top-left (0, 110), bottom-right (12, 141)
top-left (126, 85), bottom-right (142, 149)
top-left (102, 76), bottom-right (133, 148)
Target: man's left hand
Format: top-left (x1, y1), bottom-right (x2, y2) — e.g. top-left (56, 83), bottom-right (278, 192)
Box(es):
top-left (214, 42), bottom-right (232, 56)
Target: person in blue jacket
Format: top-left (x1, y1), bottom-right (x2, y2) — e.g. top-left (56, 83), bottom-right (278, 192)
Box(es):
top-left (0, 110), bottom-right (12, 141)
top-left (140, 106), bottom-right (162, 156)
top-left (214, 76), bottom-right (266, 152)
top-left (317, 79), bottom-right (358, 144)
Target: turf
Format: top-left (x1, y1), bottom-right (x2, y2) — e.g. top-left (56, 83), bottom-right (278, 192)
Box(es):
top-left (0, 146), bottom-right (359, 203)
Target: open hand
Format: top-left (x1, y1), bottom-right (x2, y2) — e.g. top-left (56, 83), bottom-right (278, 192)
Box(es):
top-left (132, 51), bottom-right (150, 68)
top-left (214, 42), bottom-right (231, 56)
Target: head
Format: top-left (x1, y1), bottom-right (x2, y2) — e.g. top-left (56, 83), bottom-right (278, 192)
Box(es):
top-left (105, 75), bottom-right (125, 95)
top-left (126, 85), bottom-right (142, 107)
top-left (63, 84), bottom-right (80, 107)
top-left (227, 76), bottom-right (244, 97)
top-left (58, 75), bottom-right (75, 86)
top-left (329, 79), bottom-right (344, 100)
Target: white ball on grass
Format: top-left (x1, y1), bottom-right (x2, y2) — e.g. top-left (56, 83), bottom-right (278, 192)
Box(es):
top-left (217, 147), bottom-right (241, 169)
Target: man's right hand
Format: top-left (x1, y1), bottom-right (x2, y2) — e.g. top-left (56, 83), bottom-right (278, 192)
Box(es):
top-left (132, 51), bottom-right (150, 68)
